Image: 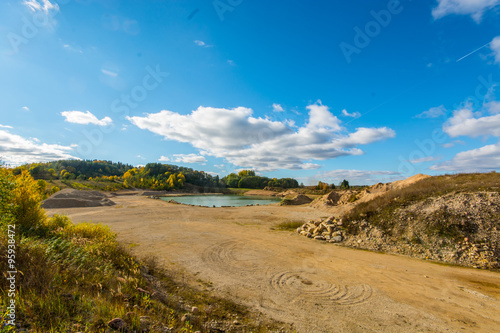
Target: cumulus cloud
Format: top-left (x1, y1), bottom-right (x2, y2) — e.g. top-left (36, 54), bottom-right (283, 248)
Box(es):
top-left (341, 109), bottom-right (361, 118)
top-left (159, 154), bottom-right (207, 164)
top-left (0, 124), bottom-right (13, 129)
top-left (415, 105), bottom-right (446, 118)
top-left (61, 110), bottom-right (112, 126)
top-left (317, 169), bottom-right (400, 185)
top-left (23, 0), bottom-right (59, 14)
top-left (431, 142), bottom-right (500, 171)
top-left (443, 105), bottom-right (500, 137)
top-left (491, 36), bottom-right (500, 63)
top-left (433, 99), bottom-right (500, 171)
top-left (128, 102), bottom-right (396, 171)
top-left (272, 103), bottom-right (285, 112)
top-left (0, 128), bottom-right (77, 165)
top-left (432, 0), bottom-right (500, 22)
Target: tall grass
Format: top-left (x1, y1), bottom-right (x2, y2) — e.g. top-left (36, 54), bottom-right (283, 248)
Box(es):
top-left (0, 168), bottom-right (290, 332)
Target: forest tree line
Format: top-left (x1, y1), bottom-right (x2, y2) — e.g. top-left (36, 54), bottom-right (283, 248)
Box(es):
top-left (11, 160), bottom-right (303, 191)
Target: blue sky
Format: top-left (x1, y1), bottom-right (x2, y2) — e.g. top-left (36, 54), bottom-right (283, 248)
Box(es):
top-left (1, 0), bottom-right (500, 185)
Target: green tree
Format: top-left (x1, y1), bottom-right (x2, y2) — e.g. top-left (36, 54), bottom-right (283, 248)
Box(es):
top-left (238, 170), bottom-right (255, 177)
top-left (340, 179), bottom-right (350, 189)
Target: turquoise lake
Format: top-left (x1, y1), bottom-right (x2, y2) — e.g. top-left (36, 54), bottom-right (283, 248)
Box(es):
top-left (160, 195), bottom-right (281, 207)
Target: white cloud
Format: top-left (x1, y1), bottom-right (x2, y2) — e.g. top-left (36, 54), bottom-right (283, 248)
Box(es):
top-left (409, 156), bottom-right (439, 163)
top-left (334, 127), bottom-right (396, 147)
top-left (415, 105), bottom-right (446, 118)
top-left (491, 36), bottom-right (500, 63)
top-left (63, 44), bottom-right (83, 54)
top-left (317, 169), bottom-right (400, 185)
top-left (23, 0), bottom-right (59, 14)
top-left (0, 124), bottom-right (13, 129)
top-left (432, 0), bottom-right (500, 22)
top-left (101, 68), bottom-right (118, 77)
top-left (159, 154), bottom-right (206, 164)
top-left (21, 106), bottom-right (30, 111)
top-left (341, 109), bottom-right (361, 118)
top-left (194, 40), bottom-right (212, 47)
top-left (128, 102), bottom-right (396, 171)
top-left (272, 103), bottom-right (285, 112)
top-left (434, 98), bottom-right (500, 171)
top-left (0, 128), bottom-right (77, 166)
top-left (442, 140), bottom-right (466, 148)
top-left (227, 60), bottom-right (235, 66)
top-left (443, 105), bottom-right (500, 137)
top-left (486, 100), bottom-right (500, 114)
top-left (431, 142), bottom-right (500, 171)
top-left (61, 110), bottom-right (112, 126)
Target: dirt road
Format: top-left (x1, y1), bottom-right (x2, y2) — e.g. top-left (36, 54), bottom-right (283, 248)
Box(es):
top-left (46, 195), bottom-right (500, 332)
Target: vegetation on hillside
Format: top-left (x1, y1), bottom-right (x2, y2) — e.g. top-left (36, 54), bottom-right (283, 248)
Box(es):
top-left (0, 168), bottom-right (290, 332)
top-left (221, 170), bottom-right (298, 189)
top-left (344, 172), bottom-right (500, 228)
top-left (14, 160), bottom-right (307, 192)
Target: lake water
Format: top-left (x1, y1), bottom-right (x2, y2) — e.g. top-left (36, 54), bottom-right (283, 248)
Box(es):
top-left (160, 195), bottom-right (281, 207)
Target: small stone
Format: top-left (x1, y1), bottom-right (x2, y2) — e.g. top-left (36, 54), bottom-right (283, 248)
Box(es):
top-left (306, 233), bottom-right (312, 238)
top-left (108, 318), bottom-right (127, 330)
top-left (233, 320), bottom-right (240, 325)
top-left (314, 236), bottom-right (325, 241)
top-left (191, 306), bottom-right (199, 314)
top-left (330, 235), bottom-right (343, 243)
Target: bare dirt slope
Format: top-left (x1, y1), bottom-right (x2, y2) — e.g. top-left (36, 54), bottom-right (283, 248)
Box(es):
top-left (46, 195), bottom-right (500, 333)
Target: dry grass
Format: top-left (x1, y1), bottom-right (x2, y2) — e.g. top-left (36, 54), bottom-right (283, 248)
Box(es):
top-left (344, 172), bottom-right (500, 228)
top-left (0, 170), bottom-right (291, 332)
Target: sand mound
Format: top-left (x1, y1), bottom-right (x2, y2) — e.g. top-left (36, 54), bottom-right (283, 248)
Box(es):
top-left (278, 190), bottom-right (299, 198)
top-left (41, 189), bottom-right (115, 209)
top-left (390, 174), bottom-right (430, 190)
top-left (279, 194), bottom-right (312, 206)
top-left (310, 191), bottom-right (341, 209)
top-left (310, 174), bottom-right (431, 210)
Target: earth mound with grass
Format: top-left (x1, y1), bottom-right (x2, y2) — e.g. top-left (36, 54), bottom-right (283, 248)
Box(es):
top-left (303, 173), bottom-right (500, 269)
top-left (41, 188), bottom-right (116, 208)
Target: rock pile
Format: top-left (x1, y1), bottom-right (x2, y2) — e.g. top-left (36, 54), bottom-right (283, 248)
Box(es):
top-left (296, 216), bottom-right (344, 243)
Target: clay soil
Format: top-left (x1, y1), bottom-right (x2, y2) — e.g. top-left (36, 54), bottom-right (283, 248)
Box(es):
top-left (46, 195), bottom-right (500, 333)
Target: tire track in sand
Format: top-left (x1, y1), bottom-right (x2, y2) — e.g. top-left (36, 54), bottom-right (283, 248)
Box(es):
top-left (268, 271), bottom-right (373, 306)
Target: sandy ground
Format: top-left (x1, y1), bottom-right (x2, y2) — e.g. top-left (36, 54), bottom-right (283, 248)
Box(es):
top-left (46, 195), bottom-right (500, 333)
